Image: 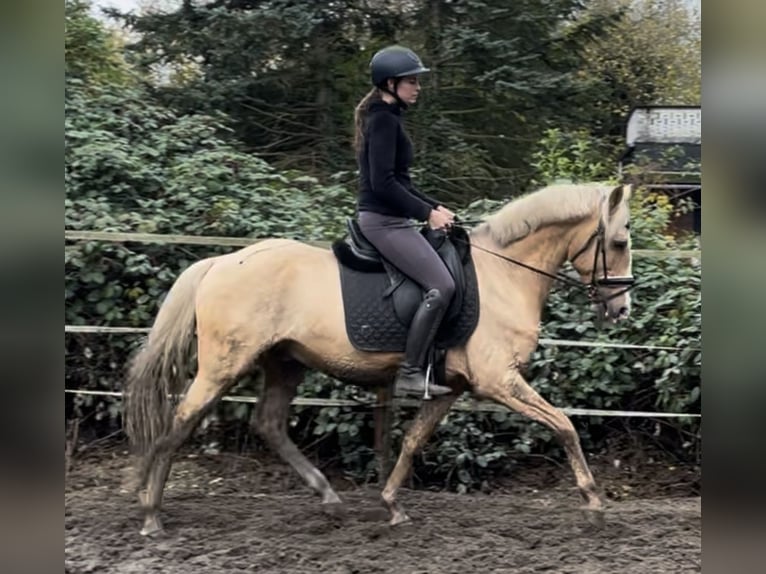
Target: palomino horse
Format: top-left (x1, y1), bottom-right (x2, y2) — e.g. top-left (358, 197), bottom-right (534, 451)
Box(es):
top-left (124, 182), bottom-right (634, 536)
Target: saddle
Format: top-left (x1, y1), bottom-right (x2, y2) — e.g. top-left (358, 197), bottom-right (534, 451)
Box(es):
top-left (331, 218), bottom-right (480, 354)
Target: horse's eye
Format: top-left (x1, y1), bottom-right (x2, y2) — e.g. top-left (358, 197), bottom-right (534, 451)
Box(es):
top-left (625, 222), bottom-right (631, 230)
top-left (613, 239), bottom-right (628, 250)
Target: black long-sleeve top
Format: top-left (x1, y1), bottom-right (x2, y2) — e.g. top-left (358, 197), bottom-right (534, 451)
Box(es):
top-left (356, 99), bottom-right (440, 221)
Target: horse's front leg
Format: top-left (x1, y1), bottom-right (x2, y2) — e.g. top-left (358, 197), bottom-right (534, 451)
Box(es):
top-left (478, 368), bottom-right (604, 527)
top-left (381, 393), bottom-right (458, 525)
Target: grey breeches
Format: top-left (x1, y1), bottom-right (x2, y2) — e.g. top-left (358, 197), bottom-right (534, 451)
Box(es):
top-left (357, 211), bottom-right (456, 301)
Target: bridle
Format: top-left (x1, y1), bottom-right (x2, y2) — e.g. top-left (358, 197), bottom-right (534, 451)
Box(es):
top-left (564, 220), bottom-right (635, 303)
top-left (453, 218), bottom-right (636, 307)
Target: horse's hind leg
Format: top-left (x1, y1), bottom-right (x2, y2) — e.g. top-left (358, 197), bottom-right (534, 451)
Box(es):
top-left (481, 369), bottom-right (604, 527)
top-left (253, 355), bottom-right (341, 504)
top-left (139, 371), bottom-right (232, 536)
top-left (382, 393), bottom-right (458, 525)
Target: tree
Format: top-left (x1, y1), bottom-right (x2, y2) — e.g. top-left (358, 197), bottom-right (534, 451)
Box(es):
top-left (117, 0), bottom-right (395, 173)
top-left (573, 0), bottom-right (701, 138)
top-left (398, 0), bottom-right (621, 202)
top-left (112, 0), bottom-right (619, 204)
top-left (65, 0), bottom-right (133, 86)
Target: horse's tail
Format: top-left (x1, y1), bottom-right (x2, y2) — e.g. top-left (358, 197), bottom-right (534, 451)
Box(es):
top-left (124, 257), bottom-right (216, 455)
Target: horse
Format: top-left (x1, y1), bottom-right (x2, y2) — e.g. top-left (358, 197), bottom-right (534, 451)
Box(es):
top-left (124, 182), bottom-right (634, 536)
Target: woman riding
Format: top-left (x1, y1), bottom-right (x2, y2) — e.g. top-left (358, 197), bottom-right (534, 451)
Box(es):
top-left (353, 45), bottom-right (456, 397)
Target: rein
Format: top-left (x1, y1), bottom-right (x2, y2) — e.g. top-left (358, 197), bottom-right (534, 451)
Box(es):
top-left (452, 220), bottom-right (637, 305)
top-left (353, 217), bottom-right (638, 305)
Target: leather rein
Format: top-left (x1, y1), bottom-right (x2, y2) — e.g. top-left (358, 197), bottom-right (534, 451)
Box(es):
top-left (452, 219), bottom-right (637, 306)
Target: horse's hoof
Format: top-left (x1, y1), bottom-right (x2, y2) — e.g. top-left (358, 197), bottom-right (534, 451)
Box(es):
top-left (321, 502), bottom-right (347, 519)
top-left (581, 506), bottom-right (605, 529)
top-left (390, 512), bottom-right (411, 527)
top-left (140, 516), bottom-right (164, 537)
top-left (322, 491), bottom-right (342, 505)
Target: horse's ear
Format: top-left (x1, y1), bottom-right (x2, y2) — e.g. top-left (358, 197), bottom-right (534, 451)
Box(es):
top-left (608, 184), bottom-right (629, 214)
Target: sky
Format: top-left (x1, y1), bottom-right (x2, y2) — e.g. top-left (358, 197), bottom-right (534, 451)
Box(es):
top-left (91, 0), bottom-right (171, 19)
top-left (92, 0), bottom-right (140, 14)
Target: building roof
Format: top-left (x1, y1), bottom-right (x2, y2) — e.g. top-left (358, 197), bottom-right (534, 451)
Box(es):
top-left (620, 106), bottom-right (701, 186)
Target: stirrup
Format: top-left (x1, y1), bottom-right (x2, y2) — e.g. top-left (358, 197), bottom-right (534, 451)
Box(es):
top-left (423, 362), bottom-right (435, 400)
top-left (394, 361), bottom-right (451, 399)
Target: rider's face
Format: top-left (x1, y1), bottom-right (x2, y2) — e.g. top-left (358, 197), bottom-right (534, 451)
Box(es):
top-left (391, 75), bottom-right (421, 105)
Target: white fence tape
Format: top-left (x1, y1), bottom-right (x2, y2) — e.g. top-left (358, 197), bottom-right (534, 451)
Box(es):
top-left (66, 326), bottom-right (152, 334)
top-left (64, 229), bottom-right (701, 259)
top-left (64, 324), bottom-right (699, 353)
top-left (64, 388), bottom-right (700, 419)
top-left (65, 229), bottom-right (701, 422)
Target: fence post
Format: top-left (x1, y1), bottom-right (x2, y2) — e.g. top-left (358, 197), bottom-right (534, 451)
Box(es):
top-left (374, 381), bottom-right (395, 485)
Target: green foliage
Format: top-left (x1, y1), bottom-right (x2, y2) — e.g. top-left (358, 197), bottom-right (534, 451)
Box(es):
top-left (65, 0), bottom-right (133, 86)
top-left (65, 78), bottom-right (354, 239)
top-left (530, 128), bottom-right (619, 186)
top-left (65, 76), bottom-right (355, 420)
top-left (296, 375), bottom-right (379, 478)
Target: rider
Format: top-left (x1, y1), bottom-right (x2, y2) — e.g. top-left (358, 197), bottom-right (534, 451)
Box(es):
top-left (353, 45), bottom-right (456, 397)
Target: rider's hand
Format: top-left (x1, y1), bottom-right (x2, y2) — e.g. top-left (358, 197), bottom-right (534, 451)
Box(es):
top-left (437, 205), bottom-right (455, 219)
top-left (428, 208), bottom-right (454, 230)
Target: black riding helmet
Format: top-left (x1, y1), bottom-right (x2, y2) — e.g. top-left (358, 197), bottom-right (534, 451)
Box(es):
top-left (369, 46), bottom-right (430, 107)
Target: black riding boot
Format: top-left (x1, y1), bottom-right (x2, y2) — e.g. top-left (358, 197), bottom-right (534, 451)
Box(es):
top-left (394, 289), bottom-right (453, 397)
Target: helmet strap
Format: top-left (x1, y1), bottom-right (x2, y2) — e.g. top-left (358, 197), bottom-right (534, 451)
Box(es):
top-left (379, 78), bottom-right (408, 110)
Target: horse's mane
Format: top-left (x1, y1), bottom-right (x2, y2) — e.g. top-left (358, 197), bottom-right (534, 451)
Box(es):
top-left (474, 183), bottom-right (610, 247)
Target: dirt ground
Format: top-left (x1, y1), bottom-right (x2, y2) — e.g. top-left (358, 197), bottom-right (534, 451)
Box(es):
top-left (65, 447), bottom-right (701, 574)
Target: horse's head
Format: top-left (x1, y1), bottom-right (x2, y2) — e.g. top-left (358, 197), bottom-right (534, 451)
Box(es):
top-left (569, 184), bottom-right (634, 324)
